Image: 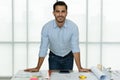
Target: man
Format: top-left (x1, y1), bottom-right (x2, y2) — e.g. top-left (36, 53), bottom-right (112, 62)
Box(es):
top-left (24, 1), bottom-right (90, 72)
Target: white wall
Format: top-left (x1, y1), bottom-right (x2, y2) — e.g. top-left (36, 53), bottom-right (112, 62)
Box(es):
top-left (0, 0), bottom-right (120, 76)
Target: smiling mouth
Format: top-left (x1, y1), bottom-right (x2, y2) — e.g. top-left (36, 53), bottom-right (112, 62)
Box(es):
top-left (58, 16), bottom-right (64, 18)
top-left (58, 17), bottom-right (64, 20)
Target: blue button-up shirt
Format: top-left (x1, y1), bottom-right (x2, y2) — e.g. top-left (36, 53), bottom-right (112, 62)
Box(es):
top-left (39, 19), bottom-right (80, 57)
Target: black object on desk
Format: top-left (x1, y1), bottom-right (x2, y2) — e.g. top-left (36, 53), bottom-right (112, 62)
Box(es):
top-left (59, 70), bottom-right (70, 73)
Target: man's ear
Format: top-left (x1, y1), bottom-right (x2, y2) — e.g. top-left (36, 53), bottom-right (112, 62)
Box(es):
top-left (66, 11), bottom-right (68, 16)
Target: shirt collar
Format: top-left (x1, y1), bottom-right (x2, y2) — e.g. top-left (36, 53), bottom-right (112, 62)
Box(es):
top-left (53, 20), bottom-right (67, 28)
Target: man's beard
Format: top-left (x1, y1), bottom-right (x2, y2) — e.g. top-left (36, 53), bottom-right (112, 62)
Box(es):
top-left (56, 16), bottom-right (65, 23)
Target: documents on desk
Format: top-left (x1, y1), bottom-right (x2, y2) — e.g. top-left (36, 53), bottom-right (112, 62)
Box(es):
top-left (11, 68), bottom-right (120, 80)
top-left (13, 70), bottom-right (43, 78)
top-left (50, 71), bottom-right (97, 80)
top-left (111, 70), bottom-right (120, 80)
top-left (50, 67), bottom-right (120, 80)
top-left (11, 70), bottom-right (48, 80)
top-left (50, 67), bottom-right (108, 80)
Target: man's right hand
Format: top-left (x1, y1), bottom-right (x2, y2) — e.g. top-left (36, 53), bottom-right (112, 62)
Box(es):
top-left (24, 67), bottom-right (39, 72)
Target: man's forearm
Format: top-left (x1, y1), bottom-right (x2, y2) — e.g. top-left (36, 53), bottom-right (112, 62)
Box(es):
top-left (73, 52), bottom-right (82, 70)
top-left (36, 57), bottom-right (45, 69)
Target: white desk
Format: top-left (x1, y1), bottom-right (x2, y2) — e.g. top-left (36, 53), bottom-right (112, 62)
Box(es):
top-left (11, 70), bottom-right (120, 80)
top-left (11, 70), bottom-right (98, 80)
top-left (11, 70), bottom-right (49, 80)
top-left (50, 71), bottom-right (98, 80)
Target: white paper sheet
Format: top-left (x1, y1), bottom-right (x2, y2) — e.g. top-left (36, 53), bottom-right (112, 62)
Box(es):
top-left (111, 70), bottom-right (120, 80)
top-left (50, 71), bottom-right (99, 80)
top-left (13, 70), bottom-right (42, 78)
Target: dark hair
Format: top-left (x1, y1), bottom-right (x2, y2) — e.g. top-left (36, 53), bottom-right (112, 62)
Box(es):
top-left (53, 1), bottom-right (67, 11)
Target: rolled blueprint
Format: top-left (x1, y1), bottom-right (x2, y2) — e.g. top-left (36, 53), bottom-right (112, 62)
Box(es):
top-left (91, 67), bottom-right (109, 80)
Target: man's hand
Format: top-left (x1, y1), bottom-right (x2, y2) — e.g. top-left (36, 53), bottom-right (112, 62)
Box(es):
top-left (24, 67), bottom-right (39, 72)
top-left (79, 68), bottom-right (91, 72)
top-left (24, 57), bottom-right (44, 72)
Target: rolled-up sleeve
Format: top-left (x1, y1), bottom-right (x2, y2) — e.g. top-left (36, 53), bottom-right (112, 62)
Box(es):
top-left (39, 26), bottom-right (49, 57)
top-left (71, 26), bottom-right (80, 53)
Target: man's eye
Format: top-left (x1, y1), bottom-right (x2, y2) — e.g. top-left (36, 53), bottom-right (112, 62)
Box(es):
top-left (55, 11), bottom-right (59, 12)
top-left (62, 11), bottom-right (65, 12)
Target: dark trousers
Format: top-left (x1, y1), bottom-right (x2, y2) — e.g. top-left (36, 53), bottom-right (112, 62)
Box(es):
top-left (48, 51), bottom-right (74, 70)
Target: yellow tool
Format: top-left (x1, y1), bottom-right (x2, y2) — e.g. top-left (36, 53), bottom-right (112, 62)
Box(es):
top-left (79, 75), bottom-right (87, 79)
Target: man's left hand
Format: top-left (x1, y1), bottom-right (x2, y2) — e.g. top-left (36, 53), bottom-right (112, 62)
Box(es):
top-left (79, 68), bottom-right (91, 72)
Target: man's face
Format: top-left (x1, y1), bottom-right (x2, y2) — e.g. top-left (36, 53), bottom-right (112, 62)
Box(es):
top-left (53, 5), bottom-right (67, 23)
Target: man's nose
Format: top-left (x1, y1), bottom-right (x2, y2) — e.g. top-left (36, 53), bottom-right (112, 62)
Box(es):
top-left (59, 12), bottom-right (62, 16)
